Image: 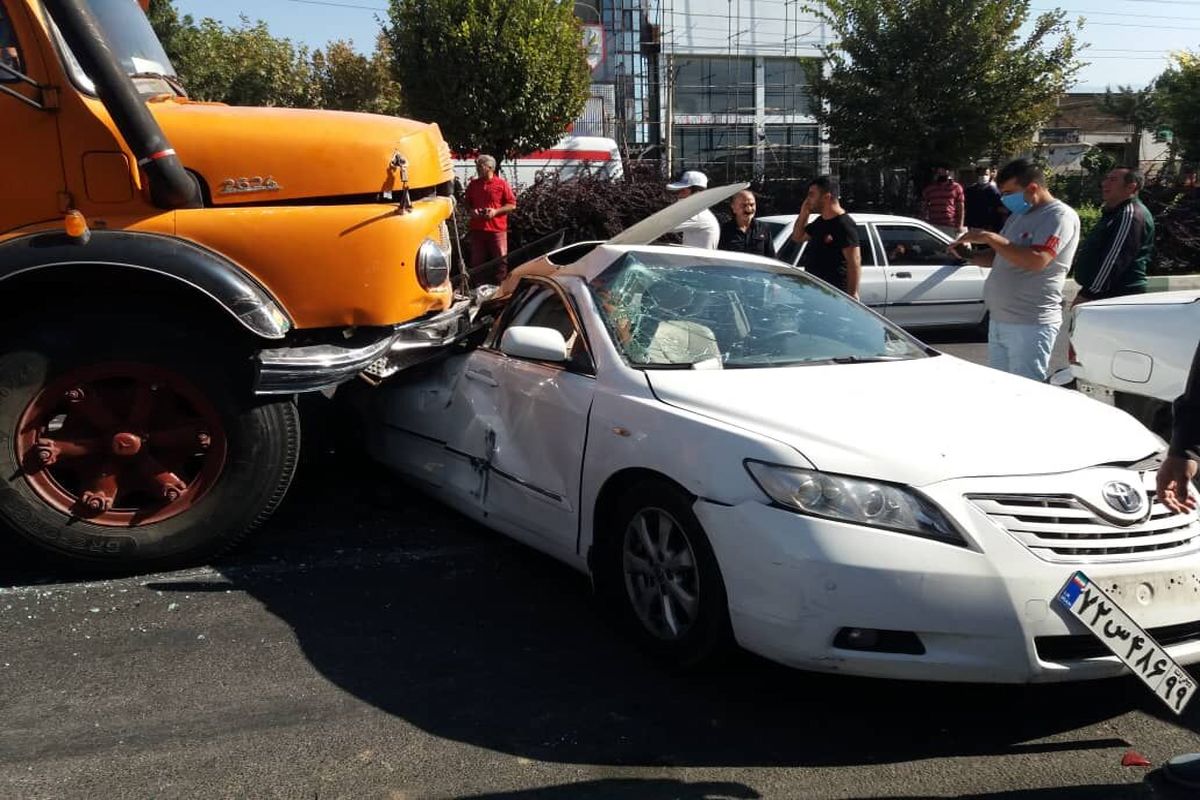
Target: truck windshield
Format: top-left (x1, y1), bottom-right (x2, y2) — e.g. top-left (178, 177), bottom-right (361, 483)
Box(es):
top-left (46, 0), bottom-right (180, 96)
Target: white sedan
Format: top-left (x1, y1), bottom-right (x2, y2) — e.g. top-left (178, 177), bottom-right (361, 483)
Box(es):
top-left (362, 198), bottom-right (1200, 683)
top-left (1062, 290), bottom-right (1200, 439)
top-left (760, 213), bottom-right (988, 330)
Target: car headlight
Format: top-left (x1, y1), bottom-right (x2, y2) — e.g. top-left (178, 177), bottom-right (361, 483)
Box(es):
top-left (744, 460), bottom-right (965, 545)
top-left (416, 235), bottom-right (451, 290)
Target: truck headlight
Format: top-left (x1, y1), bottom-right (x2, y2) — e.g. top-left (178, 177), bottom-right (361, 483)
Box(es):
top-left (416, 237), bottom-right (450, 290)
top-left (744, 461), bottom-right (965, 545)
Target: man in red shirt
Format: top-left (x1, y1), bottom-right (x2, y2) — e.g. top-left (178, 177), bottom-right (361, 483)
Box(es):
top-left (921, 165), bottom-right (965, 237)
top-left (465, 154), bottom-right (518, 279)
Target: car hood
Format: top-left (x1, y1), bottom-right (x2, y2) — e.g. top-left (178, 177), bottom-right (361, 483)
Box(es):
top-left (149, 99), bottom-right (452, 204)
top-left (645, 355), bottom-right (1161, 486)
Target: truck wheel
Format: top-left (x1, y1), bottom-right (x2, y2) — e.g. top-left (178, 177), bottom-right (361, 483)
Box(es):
top-left (0, 324), bottom-right (299, 572)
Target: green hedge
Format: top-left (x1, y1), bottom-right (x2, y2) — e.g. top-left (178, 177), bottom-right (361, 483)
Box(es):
top-left (1075, 203), bottom-right (1102, 243)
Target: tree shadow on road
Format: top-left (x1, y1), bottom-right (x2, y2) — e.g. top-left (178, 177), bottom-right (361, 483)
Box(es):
top-left (142, 457), bottom-right (1199, 771)
top-left (458, 781), bottom-right (1178, 800)
top-left (7, 452), bottom-right (1196, 774)
top-left (460, 778), bottom-right (761, 799)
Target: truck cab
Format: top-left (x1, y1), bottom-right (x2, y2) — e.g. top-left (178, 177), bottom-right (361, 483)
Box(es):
top-left (0, 0), bottom-right (465, 569)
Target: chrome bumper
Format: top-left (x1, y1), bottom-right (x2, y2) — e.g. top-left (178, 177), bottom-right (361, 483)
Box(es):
top-left (254, 300), bottom-right (475, 395)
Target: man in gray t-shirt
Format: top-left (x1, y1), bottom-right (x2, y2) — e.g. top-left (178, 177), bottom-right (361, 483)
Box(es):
top-left (952, 159), bottom-right (1080, 381)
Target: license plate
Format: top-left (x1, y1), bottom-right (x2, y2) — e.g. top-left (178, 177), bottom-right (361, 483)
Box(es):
top-left (1057, 571), bottom-right (1197, 715)
top-left (1075, 379), bottom-right (1115, 406)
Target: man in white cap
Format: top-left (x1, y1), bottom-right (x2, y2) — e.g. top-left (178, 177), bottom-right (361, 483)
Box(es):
top-left (665, 170), bottom-right (719, 249)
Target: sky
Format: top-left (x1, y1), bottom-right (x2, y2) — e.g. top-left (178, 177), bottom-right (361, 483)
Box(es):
top-left (174, 0), bottom-right (1200, 92)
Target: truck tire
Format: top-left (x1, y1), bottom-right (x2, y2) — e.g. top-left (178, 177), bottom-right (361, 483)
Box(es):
top-left (0, 320), bottom-right (299, 572)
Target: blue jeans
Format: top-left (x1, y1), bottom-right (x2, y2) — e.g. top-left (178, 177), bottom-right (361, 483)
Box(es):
top-left (988, 319), bottom-right (1060, 382)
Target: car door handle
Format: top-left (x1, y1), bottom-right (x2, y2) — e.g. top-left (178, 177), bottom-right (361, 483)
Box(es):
top-left (465, 369), bottom-right (498, 387)
top-left (893, 271), bottom-right (912, 279)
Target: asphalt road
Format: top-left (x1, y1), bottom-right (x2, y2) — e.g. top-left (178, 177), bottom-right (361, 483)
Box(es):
top-left (1, 331), bottom-right (1192, 800)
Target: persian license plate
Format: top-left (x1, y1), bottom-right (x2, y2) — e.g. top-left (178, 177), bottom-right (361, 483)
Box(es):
top-left (1057, 571), bottom-right (1197, 715)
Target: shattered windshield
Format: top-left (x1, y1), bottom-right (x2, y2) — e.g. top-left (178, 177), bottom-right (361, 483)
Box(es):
top-left (46, 0), bottom-right (180, 96)
top-left (588, 252), bottom-right (928, 369)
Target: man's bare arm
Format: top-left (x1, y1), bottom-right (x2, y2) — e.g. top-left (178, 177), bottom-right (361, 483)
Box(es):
top-left (843, 245), bottom-right (862, 298)
top-left (954, 231), bottom-right (1052, 272)
top-left (972, 248), bottom-right (996, 267)
top-left (790, 201), bottom-right (813, 242)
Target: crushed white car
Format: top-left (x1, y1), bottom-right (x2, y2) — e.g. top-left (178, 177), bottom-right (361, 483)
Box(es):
top-left (361, 192), bottom-right (1200, 683)
top-left (1061, 290), bottom-right (1200, 438)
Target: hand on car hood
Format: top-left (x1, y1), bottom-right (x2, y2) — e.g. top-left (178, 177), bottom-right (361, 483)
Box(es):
top-left (645, 355), bottom-right (1161, 486)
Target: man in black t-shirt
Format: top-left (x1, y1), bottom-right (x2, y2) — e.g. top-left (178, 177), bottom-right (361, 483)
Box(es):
top-left (789, 176), bottom-right (861, 297)
top-left (718, 190), bottom-right (777, 258)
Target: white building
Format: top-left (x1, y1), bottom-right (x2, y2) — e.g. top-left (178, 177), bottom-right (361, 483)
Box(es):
top-left (576, 0), bottom-right (829, 183)
top-left (1036, 93), bottom-right (1172, 175)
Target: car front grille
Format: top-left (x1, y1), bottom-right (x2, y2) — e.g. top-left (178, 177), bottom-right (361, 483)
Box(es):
top-left (968, 471), bottom-right (1200, 563)
top-left (1037, 619), bottom-right (1200, 661)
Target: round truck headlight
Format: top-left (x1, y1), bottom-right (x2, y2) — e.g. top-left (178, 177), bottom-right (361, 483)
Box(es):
top-left (416, 237), bottom-right (451, 290)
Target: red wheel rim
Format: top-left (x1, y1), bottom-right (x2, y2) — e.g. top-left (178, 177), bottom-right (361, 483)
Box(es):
top-left (15, 362), bottom-right (228, 527)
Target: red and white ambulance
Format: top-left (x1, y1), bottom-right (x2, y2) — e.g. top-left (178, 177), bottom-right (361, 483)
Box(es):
top-left (453, 136), bottom-right (623, 191)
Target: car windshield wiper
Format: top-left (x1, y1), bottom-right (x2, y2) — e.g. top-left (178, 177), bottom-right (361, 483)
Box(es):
top-left (129, 71), bottom-right (186, 97)
top-left (829, 355), bottom-right (908, 364)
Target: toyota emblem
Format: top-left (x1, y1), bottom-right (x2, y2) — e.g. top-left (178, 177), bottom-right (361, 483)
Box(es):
top-left (1102, 481), bottom-right (1144, 515)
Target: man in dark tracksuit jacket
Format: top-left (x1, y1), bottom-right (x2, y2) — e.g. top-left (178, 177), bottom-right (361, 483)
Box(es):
top-left (1072, 168), bottom-right (1154, 305)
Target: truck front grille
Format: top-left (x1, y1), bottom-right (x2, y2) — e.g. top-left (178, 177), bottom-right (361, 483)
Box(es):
top-left (969, 471), bottom-right (1200, 563)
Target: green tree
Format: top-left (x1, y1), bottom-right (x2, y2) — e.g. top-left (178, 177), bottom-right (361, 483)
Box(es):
top-left (148, 0), bottom-right (317, 108)
top-left (312, 35), bottom-right (403, 116)
top-left (384, 0), bottom-right (591, 160)
top-left (805, 0), bottom-right (1083, 179)
top-left (1101, 84), bottom-right (1160, 166)
top-left (146, 0), bottom-right (191, 67)
top-left (172, 17), bottom-right (317, 107)
top-left (1156, 51), bottom-right (1200, 162)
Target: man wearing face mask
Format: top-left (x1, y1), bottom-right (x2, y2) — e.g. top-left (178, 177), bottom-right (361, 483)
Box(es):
top-left (965, 165), bottom-right (1007, 233)
top-left (952, 159), bottom-right (1080, 382)
top-left (922, 166), bottom-right (966, 237)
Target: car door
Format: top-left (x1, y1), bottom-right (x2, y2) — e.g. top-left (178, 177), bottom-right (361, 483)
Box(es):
top-left (777, 219), bottom-right (885, 310)
top-left (480, 279), bottom-right (597, 551)
top-left (874, 222), bottom-right (986, 328)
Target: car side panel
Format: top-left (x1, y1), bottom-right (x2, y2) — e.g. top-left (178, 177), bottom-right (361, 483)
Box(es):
top-left (578, 380), bottom-right (816, 566)
top-left (875, 222), bottom-right (987, 328)
top-left (1071, 301), bottom-right (1200, 404)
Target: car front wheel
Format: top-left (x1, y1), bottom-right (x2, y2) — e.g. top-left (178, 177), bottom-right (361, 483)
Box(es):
top-left (599, 478), bottom-right (732, 668)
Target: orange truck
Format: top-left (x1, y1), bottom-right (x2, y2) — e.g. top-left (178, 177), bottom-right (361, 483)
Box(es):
top-left (0, 0), bottom-right (467, 569)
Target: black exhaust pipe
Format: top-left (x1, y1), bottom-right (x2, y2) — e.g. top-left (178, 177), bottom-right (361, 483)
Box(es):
top-left (43, 0), bottom-right (201, 210)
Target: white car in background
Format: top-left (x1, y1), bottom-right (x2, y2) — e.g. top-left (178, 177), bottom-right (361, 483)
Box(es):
top-left (1064, 290), bottom-right (1200, 438)
top-left (759, 213), bottom-right (988, 330)
top-left (362, 188), bottom-right (1200, 683)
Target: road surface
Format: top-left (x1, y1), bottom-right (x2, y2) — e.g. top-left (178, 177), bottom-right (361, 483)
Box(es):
top-left (1, 331), bottom-right (1192, 800)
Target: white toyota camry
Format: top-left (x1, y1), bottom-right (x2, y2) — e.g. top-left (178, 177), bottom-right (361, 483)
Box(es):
top-left (362, 190), bottom-right (1200, 683)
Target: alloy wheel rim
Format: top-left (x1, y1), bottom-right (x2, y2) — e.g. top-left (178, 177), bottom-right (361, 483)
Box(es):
top-left (15, 362), bottom-right (228, 527)
top-left (622, 507), bottom-right (700, 641)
